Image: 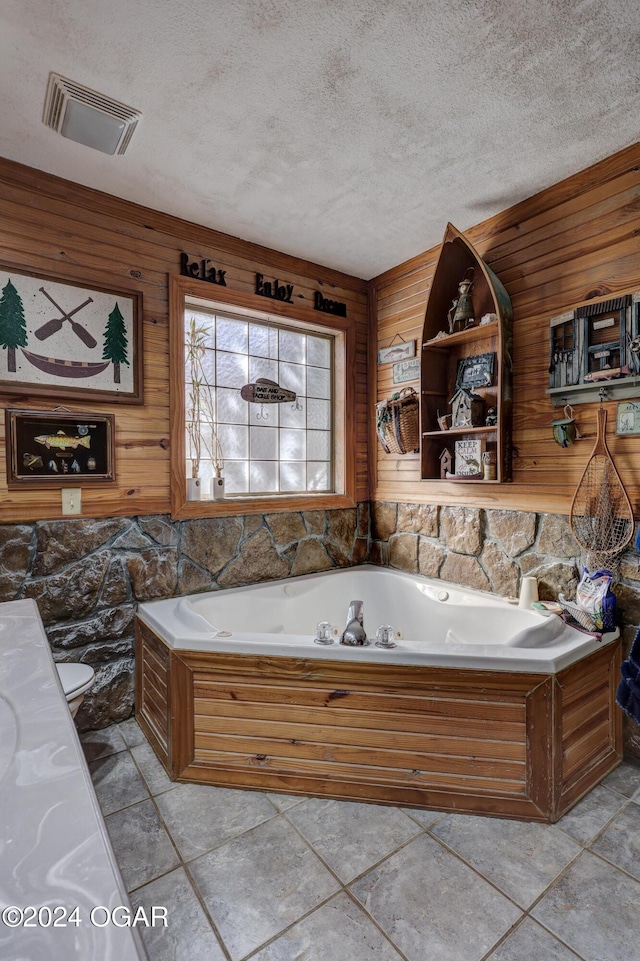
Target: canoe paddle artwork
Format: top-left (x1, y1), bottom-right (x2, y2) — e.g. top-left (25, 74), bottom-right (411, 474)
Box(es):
top-left (35, 288), bottom-right (96, 347)
top-left (0, 267), bottom-right (140, 399)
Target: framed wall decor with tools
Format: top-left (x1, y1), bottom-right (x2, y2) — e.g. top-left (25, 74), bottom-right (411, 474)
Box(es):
top-left (0, 264), bottom-right (143, 403)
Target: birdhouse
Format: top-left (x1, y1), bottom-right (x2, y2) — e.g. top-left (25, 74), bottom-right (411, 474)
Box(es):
top-left (449, 387), bottom-right (484, 428)
top-left (439, 447), bottom-right (452, 479)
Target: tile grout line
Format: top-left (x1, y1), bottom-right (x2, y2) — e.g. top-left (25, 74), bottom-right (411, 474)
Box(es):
top-left (477, 913), bottom-right (587, 961)
top-left (556, 796), bottom-right (640, 885)
top-left (555, 793), bottom-right (631, 847)
top-left (182, 860), bottom-right (235, 961)
top-left (124, 751), bottom-right (404, 961)
top-left (124, 743), bottom-right (234, 961)
top-left (224, 806), bottom-right (421, 961)
top-left (281, 803), bottom-right (428, 887)
top-left (134, 785), bottom-right (426, 961)
top-left (422, 823), bottom-right (546, 913)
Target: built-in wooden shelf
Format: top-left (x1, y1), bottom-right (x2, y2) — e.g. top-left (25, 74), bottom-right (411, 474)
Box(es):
top-left (547, 375), bottom-right (640, 407)
top-left (424, 320), bottom-right (498, 350)
top-left (420, 223), bottom-right (513, 483)
top-left (422, 425), bottom-right (497, 438)
top-left (443, 477), bottom-right (503, 484)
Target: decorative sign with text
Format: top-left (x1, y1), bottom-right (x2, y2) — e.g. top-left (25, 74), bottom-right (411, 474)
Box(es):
top-left (179, 253), bottom-right (227, 286)
top-left (179, 254), bottom-right (349, 318)
top-left (314, 291), bottom-right (347, 317)
top-left (393, 357), bottom-right (420, 384)
top-left (255, 273), bottom-right (294, 303)
top-left (240, 378), bottom-right (296, 405)
top-left (454, 438), bottom-right (485, 476)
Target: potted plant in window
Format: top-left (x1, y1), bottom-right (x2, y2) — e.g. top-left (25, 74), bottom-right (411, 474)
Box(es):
top-left (185, 316), bottom-right (225, 500)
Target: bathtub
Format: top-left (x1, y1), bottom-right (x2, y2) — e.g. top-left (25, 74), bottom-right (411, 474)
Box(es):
top-left (135, 566), bottom-right (622, 822)
top-left (137, 565), bottom-right (615, 674)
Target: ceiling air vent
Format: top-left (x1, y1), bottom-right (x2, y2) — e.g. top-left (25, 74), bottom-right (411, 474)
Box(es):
top-left (43, 73), bottom-right (141, 155)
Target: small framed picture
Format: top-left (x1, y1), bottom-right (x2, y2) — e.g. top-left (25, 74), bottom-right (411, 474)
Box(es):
top-left (5, 408), bottom-right (116, 487)
top-left (456, 352), bottom-right (495, 389)
top-left (616, 401), bottom-right (640, 435)
top-left (392, 357), bottom-right (420, 384)
top-left (377, 340), bottom-right (416, 365)
top-left (454, 437), bottom-right (485, 475)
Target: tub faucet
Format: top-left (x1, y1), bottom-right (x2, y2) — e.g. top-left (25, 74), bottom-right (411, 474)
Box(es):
top-left (340, 600), bottom-right (368, 646)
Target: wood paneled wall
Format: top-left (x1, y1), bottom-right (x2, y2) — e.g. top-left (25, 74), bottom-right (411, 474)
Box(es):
top-left (371, 142), bottom-right (640, 515)
top-left (0, 159), bottom-right (368, 522)
top-left (3, 141), bottom-right (639, 524)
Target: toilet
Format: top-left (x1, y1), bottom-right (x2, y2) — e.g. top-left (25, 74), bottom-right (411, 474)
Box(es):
top-left (56, 663), bottom-right (95, 718)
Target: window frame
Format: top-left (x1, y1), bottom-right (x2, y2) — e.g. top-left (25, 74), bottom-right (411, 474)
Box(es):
top-left (169, 274), bottom-right (356, 518)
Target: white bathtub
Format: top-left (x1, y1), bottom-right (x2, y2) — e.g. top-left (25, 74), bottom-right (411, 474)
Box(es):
top-left (137, 565), bottom-right (615, 674)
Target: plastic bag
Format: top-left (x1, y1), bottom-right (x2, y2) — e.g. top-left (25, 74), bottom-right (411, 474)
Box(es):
top-left (575, 568), bottom-right (616, 631)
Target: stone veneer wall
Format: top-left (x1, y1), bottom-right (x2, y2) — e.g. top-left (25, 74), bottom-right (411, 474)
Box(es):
top-left (369, 502), bottom-right (640, 759)
top-left (3, 499), bottom-right (638, 758)
top-left (0, 505), bottom-right (368, 731)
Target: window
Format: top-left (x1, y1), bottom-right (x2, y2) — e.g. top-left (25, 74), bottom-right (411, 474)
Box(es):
top-left (169, 275), bottom-right (355, 518)
top-left (184, 302), bottom-right (341, 498)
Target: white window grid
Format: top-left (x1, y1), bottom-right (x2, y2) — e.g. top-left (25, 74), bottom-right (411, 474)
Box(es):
top-left (185, 309), bottom-right (334, 496)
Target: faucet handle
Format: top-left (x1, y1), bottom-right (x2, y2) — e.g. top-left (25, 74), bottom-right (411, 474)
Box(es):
top-left (375, 625), bottom-right (397, 649)
top-left (314, 621), bottom-right (335, 645)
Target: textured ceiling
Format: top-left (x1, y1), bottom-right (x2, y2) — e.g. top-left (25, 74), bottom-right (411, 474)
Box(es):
top-left (1, 0), bottom-right (639, 279)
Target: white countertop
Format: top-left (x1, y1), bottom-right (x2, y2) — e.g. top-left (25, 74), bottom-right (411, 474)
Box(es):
top-left (0, 599), bottom-right (147, 961)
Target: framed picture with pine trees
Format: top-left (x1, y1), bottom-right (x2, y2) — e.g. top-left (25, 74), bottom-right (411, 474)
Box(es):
top-left (0, 264), bottom-right (143, 403)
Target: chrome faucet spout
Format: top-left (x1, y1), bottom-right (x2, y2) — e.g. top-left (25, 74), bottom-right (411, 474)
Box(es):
top-left (340, 600), bottom-right (368, 646)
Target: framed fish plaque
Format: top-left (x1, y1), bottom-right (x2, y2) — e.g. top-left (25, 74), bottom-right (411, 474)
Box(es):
top-left (377, 339), bottom-right (416, 365)
top-left (0, 264), bottom-right (143, 403)
top-left (5, 408), bottom-right (116, 487)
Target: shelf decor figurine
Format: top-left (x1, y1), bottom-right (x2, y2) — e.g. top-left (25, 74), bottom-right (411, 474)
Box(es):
top-left (439, 448), bottom-right (452, 478)
top-left (482, 449), bottom-right (497, 480)
top-left (447, 268), bottom-right (475, 333)
top-left (450, 385), bottom-right (484, 428)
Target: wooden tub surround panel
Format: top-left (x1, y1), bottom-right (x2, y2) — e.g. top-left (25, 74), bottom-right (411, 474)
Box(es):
top-left (135, 620), bottom-right (171, 764)
top-left (135, 621), bottom-right (622, 822)
top-left (557, 642), bottom-right (623, 811)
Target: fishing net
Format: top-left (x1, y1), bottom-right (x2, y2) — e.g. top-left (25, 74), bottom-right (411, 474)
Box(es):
top-left (570, 410), bottom-right (633, 573)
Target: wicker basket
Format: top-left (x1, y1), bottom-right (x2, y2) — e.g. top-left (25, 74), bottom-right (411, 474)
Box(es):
top-left (376, 387), bottom-right (420, 455)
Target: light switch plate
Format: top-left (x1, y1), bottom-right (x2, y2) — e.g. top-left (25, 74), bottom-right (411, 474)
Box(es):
top-left (61, 488), bottom-right (82, 515)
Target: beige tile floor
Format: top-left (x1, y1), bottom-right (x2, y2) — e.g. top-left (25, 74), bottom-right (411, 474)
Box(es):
top-left (83, 720), bottom-right (640, 961)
